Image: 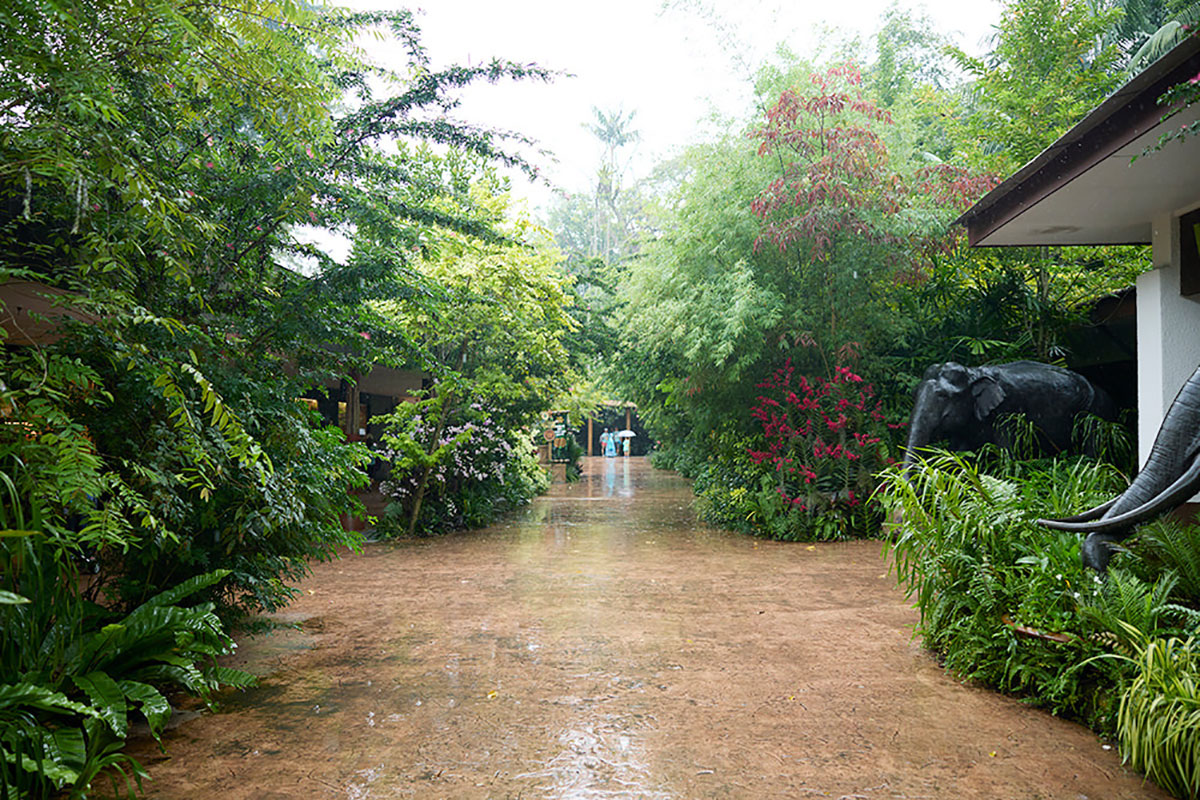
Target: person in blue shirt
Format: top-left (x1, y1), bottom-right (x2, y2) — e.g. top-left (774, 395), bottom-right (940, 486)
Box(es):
top-left (600, 427), bottom-right (616, 457)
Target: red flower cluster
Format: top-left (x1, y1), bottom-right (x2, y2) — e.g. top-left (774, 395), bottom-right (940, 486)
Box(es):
top-left (748, 358), bottom-right (898, 510)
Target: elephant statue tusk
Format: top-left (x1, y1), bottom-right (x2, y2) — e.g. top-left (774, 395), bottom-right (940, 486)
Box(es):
top-left (1039, 454), bottom-right (1200, 535)
top-left (1039, 364), bottom-right (1200, 571)
top-left (1039, 496), bottom-right (1119, 525)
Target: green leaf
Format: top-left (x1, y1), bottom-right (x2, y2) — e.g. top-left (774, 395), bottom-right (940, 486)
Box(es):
top-left (133, 570), bottom-right (230, 611)
top-left (119, 680), bottom-right (171, 739)
top-left (0, 683), bottom-right (100, 719)
top-left (9, 745), bottom-right (81, 786)
top-left (46, 726), bottom-right (86, 778)
top-left (72, 671), bottom-right (128, 738)
top-left (203, 666), bottom-right (258, 691)
top-left (0, 590), bottom-right (29, 605)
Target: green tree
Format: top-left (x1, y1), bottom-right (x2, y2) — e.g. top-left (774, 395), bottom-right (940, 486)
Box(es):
top-left (380, 188), bottom-right (577, 423)
top-left (372, 188), bottom-right (576, 535)
top-left (613, 132), bottom-right (782, 437)
top-left (545, 106), bottom-right (652, 391)
top-left (0, 0), bottom-right (553, 614)
top-left (1090, 0), bottom-right (1200, 72)
top-left (867, 5), bottom-right (956, 109)
top-left (583, 107), bottom-right (642, 263)
top-left (930, 0), bottom-right (1150, 367)
top-left (948, 0), bottom-right (1123, 173)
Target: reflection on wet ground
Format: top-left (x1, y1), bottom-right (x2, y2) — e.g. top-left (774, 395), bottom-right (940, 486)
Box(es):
top-left (122, 457), bottom-right (1168, 799)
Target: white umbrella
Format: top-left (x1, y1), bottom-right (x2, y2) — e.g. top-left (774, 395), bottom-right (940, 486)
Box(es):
top-left (616, 429), bottom-right (636, 438)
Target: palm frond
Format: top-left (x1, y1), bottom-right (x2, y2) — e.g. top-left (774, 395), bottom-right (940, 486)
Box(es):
top-left (1126, 4), bottom-right (1200, 74)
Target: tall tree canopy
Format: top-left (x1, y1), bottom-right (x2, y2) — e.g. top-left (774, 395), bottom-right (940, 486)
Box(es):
top-left (948, 0), bottom-right (1122, 172)
top-left (0, 0), bottom-right (554, 614)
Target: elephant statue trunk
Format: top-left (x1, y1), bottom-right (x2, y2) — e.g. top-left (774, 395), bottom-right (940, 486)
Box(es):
top-left (901, 398), bottom-right (937, 476)
top-left (901, 414), bottom-right (944, 481)
top-left (902, 360), bottom-right (1116, 478)
top-left (1039, 365), bottom-right (1200, 571)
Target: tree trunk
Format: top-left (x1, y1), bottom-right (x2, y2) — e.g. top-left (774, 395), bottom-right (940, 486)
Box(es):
top-left (406, 390), bottom-right (451, 538)
top-left (406, 343), bottom-right (467, 537)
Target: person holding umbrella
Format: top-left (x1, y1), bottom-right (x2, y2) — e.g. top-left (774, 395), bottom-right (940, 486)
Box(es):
top-left (616, 428), bottom-right (635, 457)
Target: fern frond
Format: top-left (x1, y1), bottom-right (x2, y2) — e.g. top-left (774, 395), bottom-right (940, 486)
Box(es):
top-left (1079, 569), bottom-right (1178, 650)
top-left (1141, 520), bottom-right (1200, 601)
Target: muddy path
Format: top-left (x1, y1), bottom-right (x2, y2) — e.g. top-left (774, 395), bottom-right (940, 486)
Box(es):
top-left (123, 457), bottom-right (1168, 799)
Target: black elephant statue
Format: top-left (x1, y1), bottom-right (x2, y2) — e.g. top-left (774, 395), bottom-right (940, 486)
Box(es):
top-left (1041, 364), bottom-right (1200, 571)
top-left (903, 361), bottom-right (1117, 475)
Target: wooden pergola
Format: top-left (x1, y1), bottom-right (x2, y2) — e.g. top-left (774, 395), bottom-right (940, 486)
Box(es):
top-left (586, 401), bottom-right (637, 456)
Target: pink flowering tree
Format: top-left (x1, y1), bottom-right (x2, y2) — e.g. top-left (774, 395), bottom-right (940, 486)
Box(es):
top-left (747, 358), bottom-right (904, 537)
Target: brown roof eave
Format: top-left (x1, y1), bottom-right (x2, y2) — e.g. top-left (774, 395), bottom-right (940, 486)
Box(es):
top-left (956, 36), bottom-right (1200, 246)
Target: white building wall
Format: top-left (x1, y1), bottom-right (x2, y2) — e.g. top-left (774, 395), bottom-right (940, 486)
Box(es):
top-left (1137, 212), bottom-right (1200, 466)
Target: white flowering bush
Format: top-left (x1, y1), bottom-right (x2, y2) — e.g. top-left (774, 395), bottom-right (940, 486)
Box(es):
top-left (374, 397), bottom-right (549, 536)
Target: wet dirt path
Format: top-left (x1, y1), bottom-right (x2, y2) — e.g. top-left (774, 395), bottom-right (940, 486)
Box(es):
top-left (125, 457), bottom-right (1168, 799)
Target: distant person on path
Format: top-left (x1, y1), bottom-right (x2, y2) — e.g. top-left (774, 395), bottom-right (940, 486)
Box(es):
top-left (622, 435), bottom-right (630, 458)
top-left (601, 427), bottom-right (616, 458)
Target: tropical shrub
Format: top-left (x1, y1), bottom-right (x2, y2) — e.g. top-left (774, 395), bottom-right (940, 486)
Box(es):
top-left (744, 359), bottom-right (903, 539)
top-left (1115, 633), bottom-right (1200, 799)
top-left (1136, 516), bottom-right (1200, 604)
top-left (0, 345), bottom-right (140, 555)
top-left (882, 450), bottom-right (1200, 744)
top-left (563, 436), bottom-right (584, 482)
top-left (0, 326), bottom-right (373, 620)
top-left (685, 359), bottom-right (904, 542)
top-left (880, 451), bottom-right (1137, 728)
top-left (83, 357), bottom-right (372, 617)
top-left (689, 426), bottom-right (774, 530)
top-left (0, 533), bottom-right (254, 800)
top-left (374, 397), bottom-right (549, 536)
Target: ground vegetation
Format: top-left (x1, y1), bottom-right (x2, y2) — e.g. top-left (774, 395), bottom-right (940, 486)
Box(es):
top-left (879, 450), bottom-right (1200, 795)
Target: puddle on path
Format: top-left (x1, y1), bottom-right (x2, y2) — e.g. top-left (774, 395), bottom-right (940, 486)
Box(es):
top-left (120, 457), bottom-right (1169, 799)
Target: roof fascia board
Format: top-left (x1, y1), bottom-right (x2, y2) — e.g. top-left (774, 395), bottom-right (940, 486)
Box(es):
top-left (958, 38), bottom-right (1200, 246)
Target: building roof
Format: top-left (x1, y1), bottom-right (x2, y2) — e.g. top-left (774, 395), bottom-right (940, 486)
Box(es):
top-left (0, 281), bottom-right (101, 345)
top-left (957, 36), bottom-right (1200, 247)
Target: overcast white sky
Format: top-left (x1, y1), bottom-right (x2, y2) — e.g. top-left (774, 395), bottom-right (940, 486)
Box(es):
top-left (366, 1), bottom-right (1004, 210)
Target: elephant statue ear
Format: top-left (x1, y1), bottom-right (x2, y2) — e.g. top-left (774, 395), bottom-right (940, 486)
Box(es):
top-left (972, 376), bottom-right (1006, 420)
